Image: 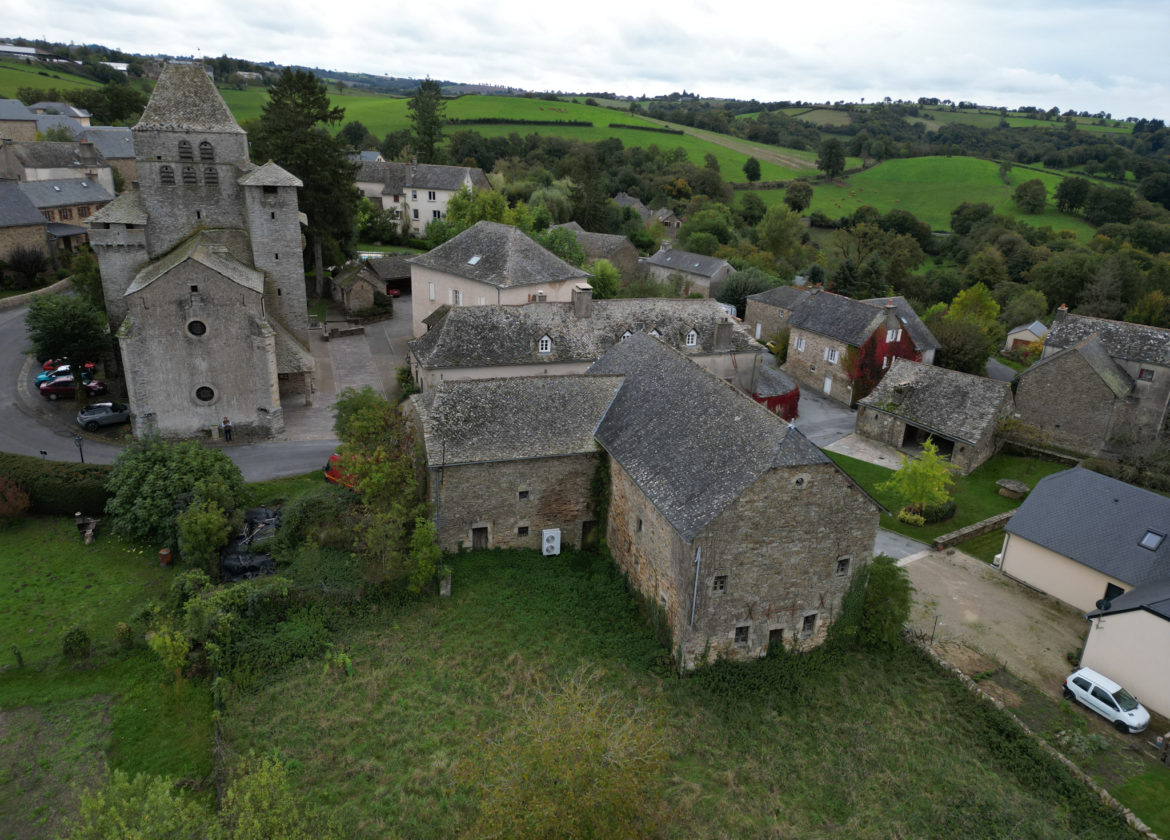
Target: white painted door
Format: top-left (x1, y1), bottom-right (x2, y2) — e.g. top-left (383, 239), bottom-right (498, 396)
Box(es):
top-left (823, 375), bottom-right (832, 395)
top-left (755, 322), bottom-right (762, 339)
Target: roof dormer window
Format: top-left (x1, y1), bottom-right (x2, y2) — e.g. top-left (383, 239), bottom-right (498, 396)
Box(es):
top-left (538, 335), bottom-right (552, 354)
top-left (685, 329), bottom-right (698, 347)
top-left (620, 330), bottom-right (633, 342)
top-left (649, 329), bottom-right (661, 338)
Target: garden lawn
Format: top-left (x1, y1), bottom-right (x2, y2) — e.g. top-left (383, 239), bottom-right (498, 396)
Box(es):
top-left (825, 451), bottom-right (1068, 543)
top-left (223, 548), bottom-right (1141, 840)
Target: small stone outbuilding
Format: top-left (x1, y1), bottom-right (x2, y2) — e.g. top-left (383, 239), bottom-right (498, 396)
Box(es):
top-left (551, 221), bottom-right (640, 281)
top-left (331, 260), bottom-right (383, 316)
top-left (639, 244), bottom-right (734, 297)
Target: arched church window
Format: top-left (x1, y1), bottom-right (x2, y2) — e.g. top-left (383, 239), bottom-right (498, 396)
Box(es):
top-left (178, 139), bottom-right (194, 161)
top-left (204, 167), bottom-right (218, 185)
top-left (199, 140), bottom-right (214, 162)
top-left (160, 165), bottom-right (175, 185)
top-left (182, 166), bottom-right (197, 185)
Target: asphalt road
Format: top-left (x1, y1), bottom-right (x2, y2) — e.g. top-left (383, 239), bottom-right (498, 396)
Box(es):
top-left (0, 303), bottom-right (337, 481)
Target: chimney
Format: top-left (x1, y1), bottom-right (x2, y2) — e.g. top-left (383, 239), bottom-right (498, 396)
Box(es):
top-left (715, 318), bottom-right (731, 351)
top-left (572, 283), bottom-right (593, 319)
top-left (660, 241), bottom-right (672, 252)
top-left (1055, 303), bottom-right (1068, 322)
top-left (78, 140), bottom-right (97, 166)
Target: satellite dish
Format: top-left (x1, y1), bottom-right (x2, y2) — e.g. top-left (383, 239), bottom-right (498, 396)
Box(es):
top-left (1095, 598), bottom-right (1112, 612)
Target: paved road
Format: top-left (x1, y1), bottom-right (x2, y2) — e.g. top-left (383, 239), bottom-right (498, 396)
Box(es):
top-left (791, 385), bottom-right (857, 447)
top-left (985, 357), bottom-right (1017, 382)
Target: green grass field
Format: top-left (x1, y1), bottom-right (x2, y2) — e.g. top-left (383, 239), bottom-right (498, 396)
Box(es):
top-left (0, 58), bottom-right (104, 97)
top-left (738, 156), bottom-right (1098, 238)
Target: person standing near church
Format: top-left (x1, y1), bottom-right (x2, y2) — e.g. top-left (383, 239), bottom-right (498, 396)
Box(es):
top-left (222, 417), bottom-right (233, 442)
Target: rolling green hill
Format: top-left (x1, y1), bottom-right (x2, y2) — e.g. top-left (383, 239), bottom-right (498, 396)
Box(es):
top-left (0, 58), bottom-right (105, 96)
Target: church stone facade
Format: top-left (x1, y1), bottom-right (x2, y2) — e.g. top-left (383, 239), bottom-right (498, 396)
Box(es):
top-left (88, 64), bottom-right (313, 438)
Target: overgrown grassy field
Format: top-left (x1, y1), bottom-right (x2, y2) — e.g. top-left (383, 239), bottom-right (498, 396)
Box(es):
top-left (738, 156), bottom-right (1098, 238)
top-left (826, 451), bottom-right (1069, 543)
top-left (0, 59), bottom-right (104, 97)
top-left (223, 548), bottom-right (1141, 839)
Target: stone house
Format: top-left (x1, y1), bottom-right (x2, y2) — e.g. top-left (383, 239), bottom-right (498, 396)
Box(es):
top-left (87, 63), bottom-right (314, 439)
top-left (408, 289), bottom-right (765, 393)
top-left (34, 114), bottom-right (85, 139)
top-left (639, 244), bottom-right (735, 297)
top-left (0, 139), bottom-right (116, 195)
top-left (784, 290), bottom-right (938, 406)
top-left (29, 102), bottom-right (92, 126)
top-left (550, 221), bottom-right (640, 280)
top-left (365, 254), bottom-right (411, 294)
top-left (330, 260), bottom-right (383, 315)
top-left (18, 178), bottom-right (112, 254)
top-left (408, 220), bottom-right (590, 337)
top-left (356, 159), bottom-right (490, 236)
top-left (855, 358), bottom-right (1012, 474)
top-left (0, 99), bottom-right (38, 142)
top-left (410, 374), bottom-right (623, 552)
top-left (744, 285), bottom-right (811, 342)
top-left (0, 181), bottom-right (48, 260)
top-left (1012, 308), bottom-right (1170, 455)
top-left (80, 127), bottom-right (137, 190)
top-left (411, 333), bottom-right (881, 667)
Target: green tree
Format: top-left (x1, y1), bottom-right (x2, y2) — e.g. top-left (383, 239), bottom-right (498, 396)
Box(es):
top-left (877, 437), bottom-right (958, 514)
top-left (930, 315), bottom-right (995, 374)
top-left (37, 124), bottom-right (75, 142)
top-left (859, 556), bottom-right (914, 650)
top-left (250, 69), bottom-right (360, 297)
top-left (1054, 176), bottom-right (1091, 214)
top-left (1138, 172), bottom-right (1170, 210)
top-left (587, 258), bottom-right (621, 299)
top-left (742, 156), bottom-right (761, 182)
top-left (686, 231), bottom-right (719, 255)
top-left (738, 192), bottom-right (766, 226)
top-left (339, 119), bottom-right (375, 149)
top-left (1126, 290), bottom-right (1170, 328)
top-left (816, 138), bottom-right (846, 179)
top-left (1076, 263), bottom-right (1127, 320)
top-left (68, 248), bottom-right (105, 313)
top-left (407, 78), bottom-right (446, 164)
top-left (678, 204), bottom-right (735, 249)
top-left (219, 754), bottom-right (339, 840)
top-left (406, 516), bottom-right (441, 594)
top-left (60, 771), bottom-right (211, 840)
top-left (756, 205), bottom-right (803, 264)
top-left (177, 497), bottom-right (233, 581)
top-left (1083, 184), bottom-right (1135, 226)
top-left (948, 282), bottom-right (1000, 325)
top-left (105, 438), bottom-right (244, 549)
top-left (949, 201), bottom-right (994, 235)
top-left (24, 293), bottom-right (110, 400)
top-left (533, 227), bottom-right (587, 268)
top-left (1012, 178), bottom-right (1047, 213)
top-left (1000, 288), bottom-right (1048, 329)
top-left (715, 266), bottom-right (782, 317)
top-left (784, 180), bottom-right (813, 212)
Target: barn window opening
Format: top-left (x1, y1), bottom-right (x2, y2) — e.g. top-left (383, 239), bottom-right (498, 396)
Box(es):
top-left (199, 140), bottom-right (214, 162)
top-left (178, 139), bottom-right (193, 161)
top-left (160, 165), bottom-right (175, 185)
top-left (734, 626), bottom-right (749, 645)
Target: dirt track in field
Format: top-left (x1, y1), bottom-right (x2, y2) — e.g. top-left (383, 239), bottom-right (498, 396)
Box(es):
top-left (651, 120), bottom-right (817, 172)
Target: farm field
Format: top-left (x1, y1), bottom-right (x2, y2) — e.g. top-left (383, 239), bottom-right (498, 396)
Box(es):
top-left (738, 156), bottom-right (1098, 238)
top-left (0, 58), bottom-right (104, 97)
top-left (223, 547), bottom-right (1145, 840)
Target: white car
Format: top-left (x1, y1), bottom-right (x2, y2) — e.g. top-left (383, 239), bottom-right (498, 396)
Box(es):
top-left (1063, 667), bottom-right (1150, 733)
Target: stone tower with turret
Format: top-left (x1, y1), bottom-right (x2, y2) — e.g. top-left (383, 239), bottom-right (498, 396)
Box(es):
top-left (88, 63), bottom-right (314, 439)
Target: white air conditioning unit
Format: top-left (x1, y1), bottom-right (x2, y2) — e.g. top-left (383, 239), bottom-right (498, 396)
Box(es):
top-left (542, 528), bottom-right (561, 556)
top-left (992, 553), bottom-right (1003, 568)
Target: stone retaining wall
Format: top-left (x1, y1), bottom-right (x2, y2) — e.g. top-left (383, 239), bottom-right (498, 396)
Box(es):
top-left (931, 510), bottom-right (1015, 550)
top-left (0, 277), bottom-right (72, 311)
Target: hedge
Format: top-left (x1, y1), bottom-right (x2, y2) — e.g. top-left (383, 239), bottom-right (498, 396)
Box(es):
top-left (0, 452), bottom-right (110, 515)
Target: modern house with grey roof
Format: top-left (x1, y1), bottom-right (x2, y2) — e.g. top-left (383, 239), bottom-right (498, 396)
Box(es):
top-left (856, 358), bottom-right (1012, 473)
top-left (0, 99), bottom-right (38, 142)
top-left (356, 159), bottom-right (490, 236)
top-left (1004, 319), bottom-right (1048, 352)
top-left (0, 180), bottom-right (49, 259)
top-left (550, 221), bottom-right (640, 281)
top-left (408, 290), bottom-right (763, 393)
top-left (408, 220), bottom-right (591, 336)
top-left (784, 290), bottom-right (938, 406)
top-left (1013, 307), bottom-right (1170, 455)
top-left (999, 467), bottom-right (1170, 716)
top-left (87, 63), bottom-right (314, 439)
top-left (410, 333), bottom-right (881, 667)
top-left (0, 138), bottom-right (115, 195)
top-left (639, 243), bottom-right (734, 297)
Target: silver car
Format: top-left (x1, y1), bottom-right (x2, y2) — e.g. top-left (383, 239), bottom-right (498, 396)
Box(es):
top-left (76, 402), bottom-right (130, 431)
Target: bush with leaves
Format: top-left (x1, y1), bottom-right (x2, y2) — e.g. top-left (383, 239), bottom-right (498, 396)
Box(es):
top-left (177, 497), bottom-right (234, 580)
top-left (219, 753), bottom-right (339, 840)
top-left (0, 476), bottom-right (30, 520)
top-left (62, 626), bottom-right (91, 660)
top-left (859, 556), bottom-right (913, 649)
top-left (113, 621), bottom-right (134, 651)
top-left (60, 771), bottom-right (211, 840)
top-left (147, 621), bottom-right (189, 682)
top-left (105, 437), bottom-right (244, 549)
top-left (878, 437), bottom-right (958, 515)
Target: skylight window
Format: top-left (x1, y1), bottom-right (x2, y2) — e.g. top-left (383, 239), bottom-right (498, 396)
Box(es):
top-left (1140, 530), bottom-right (1165, 551)
top-left (467, 255), bottom-right (482, 265)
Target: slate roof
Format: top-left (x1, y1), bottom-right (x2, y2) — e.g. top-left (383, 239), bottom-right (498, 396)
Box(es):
top-left (409, 221), bottom-right (589, 288)
top-left (1021, 335), bottom-right (1133, 399)
top-left (125, 234), bottom-right (264, 296)
top-left (135, 63), bottom-right (244, 134)
top-left (1087, 578), bottom-right (1170, 622)
top-left (355, 160), bottom-right (490, 194)
top-left (29, 102), bottom-right (90, 118)
top-left (332, 260), bottom-right (380, 291)
top-left (862, 295), bottom-right (940, 352)
top-left (87, 189), bottom-right (146, 225)
top-left (588, 333), bottom-right (833, 542)
top-left (1005, 467), bottom-right (1170, 588)
top-left (18, 178), bottom-right (112, 209)
top-left (747, 285), bottom-right (811, 311)
top-left (859, 358), bottom-right (1011, 445)
top-left (788, 289), bottom-right (885, 346)
top-left (613, 192), bottom-right (651, 223)
top-left (641, 246), bottom-right (732, 279)
top-left (47, 222), bottom-right (87, 237)
top-left (79, 127), bottom-right (134, 159)
top-left (0, 181), bottom-right (48, 227)
top-left (7, 141), bottom-right (107, 169)
top-left (34, 114), bottom-right (83, 137)
top-left (551, 222), bottom-right (635, 261)
top-left (413, 375), bottom-right (624, 466)
top-left (754, 355), bottom-right (797, 398)
top-left (409, 298), bottom-right (759, 369)
top-left (0, 99), bottom-right (35, 121)
top-left (237, 161), bottom-right (302, 188)
top-left (365, 254), bottom-right (412, 281)
top-left (1008, 320), bottom-right (1048, 338)
top-left (1045, 313), bottom-right (1170, 365)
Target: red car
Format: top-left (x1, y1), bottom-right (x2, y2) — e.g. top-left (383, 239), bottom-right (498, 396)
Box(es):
top-left (384, 286), bottom-right (402, 297)
top-left (41, 358), bottom-right (96, 372)
top-left (39, 376), bottom-right (106, 400)
top-left (323, 452), bottom-right (356, 488)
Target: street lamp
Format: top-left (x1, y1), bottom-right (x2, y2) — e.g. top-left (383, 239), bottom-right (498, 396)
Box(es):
top-left (73, 434), bottom-right (85, 464)
top-left (38, 450), bottom-right (47, 460)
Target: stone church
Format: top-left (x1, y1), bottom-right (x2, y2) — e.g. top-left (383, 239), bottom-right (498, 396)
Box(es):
top-left (88, 63), bottom-right (313, 438)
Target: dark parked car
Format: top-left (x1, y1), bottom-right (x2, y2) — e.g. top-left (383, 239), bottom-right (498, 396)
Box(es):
top-left (76, 402), bottom-right (131, 431)
top-left (39, 376), bottom-right (106, 400)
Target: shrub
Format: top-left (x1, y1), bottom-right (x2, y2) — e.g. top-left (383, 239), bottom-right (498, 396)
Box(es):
top-left (920, 499), bottom-right (956, 524)
top-left (859, 555), bottom-right (913, 649)
top-left (62, 626), bottom-right (92, 660)
top-left (58, 769), bottom-right (211, 840)
top-left (165, 568), bottom-right (213, 617)
top-left (0, 476), bottom-right (30, 520)
top-left (897, 508), bottom-right (926, 526)
top-left (0, 452), bottom-right (110, 515)
top-left (113, 621), bottom-right (134, 650)
top-left (395, 365), bottom-right (419, 402)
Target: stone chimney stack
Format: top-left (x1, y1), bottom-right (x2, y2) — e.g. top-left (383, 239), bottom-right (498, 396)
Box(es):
top-left (715, 318), bottom-right (732, 351)
top-left (572, 283), bottom-right (593, 319)
top-left (1055, 303), bottom-right (1068, 322)
top-left (660, 241), bottom-right (672, 252)
top-left (78, 140), bottom-right (98, 166)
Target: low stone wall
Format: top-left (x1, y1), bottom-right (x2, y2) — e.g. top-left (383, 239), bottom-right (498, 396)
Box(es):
top-left (917, 640), bottom-right (1162, 840)
top-left (0, 278), bottom-right (72, 311)
top-left (931, 510), bottom-right (1015, 550)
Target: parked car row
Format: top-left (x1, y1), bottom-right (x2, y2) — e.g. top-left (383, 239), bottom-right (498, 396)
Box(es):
top-left (33, 359), bottom-right (131, 432)
top-left (39, 376), bottom-right (106, 400)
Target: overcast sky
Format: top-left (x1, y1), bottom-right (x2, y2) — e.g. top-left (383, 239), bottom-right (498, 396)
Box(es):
top-left (10, 0), bottom-right (1169, 120)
